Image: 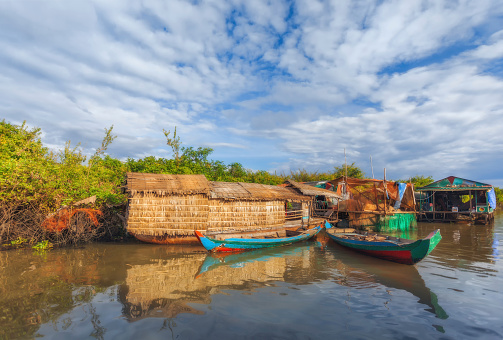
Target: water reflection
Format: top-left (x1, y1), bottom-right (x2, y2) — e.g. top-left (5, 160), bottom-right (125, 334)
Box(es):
top-left (319, 235), bottom-right (448, 319)
top-left (413, 223), bottom-right (497, 273)
top-left (0, 216), bottom-right (501, 339)
top-left (119, 244), bottom-right (318, 321)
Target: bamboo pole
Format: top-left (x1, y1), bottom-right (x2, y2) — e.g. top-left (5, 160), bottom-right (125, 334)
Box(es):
top-left (383, 168), bottom-right (387, 216)
top-left (370, 156), bottom-right (374, 179)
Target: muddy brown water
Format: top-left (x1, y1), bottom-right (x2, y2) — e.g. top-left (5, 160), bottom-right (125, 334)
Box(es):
top-left (1, 212), bottom-right (502, 339)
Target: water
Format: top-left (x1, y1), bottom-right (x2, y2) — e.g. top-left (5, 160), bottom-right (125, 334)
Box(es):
top-left (1, 213), bottom-right (502, 340)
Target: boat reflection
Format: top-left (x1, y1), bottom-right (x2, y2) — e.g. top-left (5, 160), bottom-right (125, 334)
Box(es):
top-left (195, 244), bottom-right (313, 278)
top-left (192, 235), bottom-right (448, 320)
top-left (321, 242), bottom-right (448, 319)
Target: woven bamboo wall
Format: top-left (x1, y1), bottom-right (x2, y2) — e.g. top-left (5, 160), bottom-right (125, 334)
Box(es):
top-left (207, 199), bottom-right (285, 232)
top-left (127, 193), bottom-right (209, 236)
top-left (127, 194), bottom-right (287, 236)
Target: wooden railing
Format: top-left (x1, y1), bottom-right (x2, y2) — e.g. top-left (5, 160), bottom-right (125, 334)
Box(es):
top-left (285, 209), bottom-right (303, 220)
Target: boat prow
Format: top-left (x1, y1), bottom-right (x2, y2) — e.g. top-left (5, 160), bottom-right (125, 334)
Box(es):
top-left (326, 224), bottom-right (441, 265)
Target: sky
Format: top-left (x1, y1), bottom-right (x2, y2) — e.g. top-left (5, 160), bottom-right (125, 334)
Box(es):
top-left (1, 0), bottom-right (503, 185)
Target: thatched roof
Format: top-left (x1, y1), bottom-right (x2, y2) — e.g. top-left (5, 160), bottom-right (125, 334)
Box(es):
top-left (209, 181), bottom-right (252, 199)
top-left (209, 181), bottom-right (310, 201)
top-left (125, 172), bottom-right (210, 195)
top-left (125, 173), bottom-right (311, 201)
top-left (285, 180), bottom-right (342, 199)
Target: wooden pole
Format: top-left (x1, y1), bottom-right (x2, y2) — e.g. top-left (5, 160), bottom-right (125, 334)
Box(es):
top-left (344, 148), bottom-right (348, 179)
top-left (370, 156), bottom-right (374, 179)
top-left (383, 168), bottom-right (387, 215)
top-left (374, 182), bottom-right (379, 211)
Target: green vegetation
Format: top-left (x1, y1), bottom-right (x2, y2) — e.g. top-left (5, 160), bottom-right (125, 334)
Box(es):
top-left (397, 175), bottom-right (435, 187)
top-left (495, 187), bottom-right (503, 205)
top-left (32, 240), bottom-right (53, 251)
top-left (1, 119), bottom-right (501, 247)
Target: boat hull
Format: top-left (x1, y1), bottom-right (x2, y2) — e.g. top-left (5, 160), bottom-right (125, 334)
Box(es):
top-left (195, 226), bottom-right (323, 253)
top-left (326, 228), bottom-right (441, 265)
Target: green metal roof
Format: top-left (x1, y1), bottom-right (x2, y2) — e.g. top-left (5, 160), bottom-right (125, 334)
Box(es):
top-left (416, 176), bottom-right (493, 192)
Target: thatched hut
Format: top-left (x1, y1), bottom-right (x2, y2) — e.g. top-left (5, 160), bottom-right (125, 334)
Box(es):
top-left (326, 177), bottom-right (417, 231)
top-left (282, 180), bottom-right (343, 221)
top-left (124, 172), bottom-right (324, 245)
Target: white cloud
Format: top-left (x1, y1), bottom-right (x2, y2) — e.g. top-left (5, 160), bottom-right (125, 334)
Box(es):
top-left (1, 0), bottom-right (503, 184)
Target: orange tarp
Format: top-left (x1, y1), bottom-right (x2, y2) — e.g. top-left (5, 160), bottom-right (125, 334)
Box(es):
top-left (42, 208), bottom-right (102, 232)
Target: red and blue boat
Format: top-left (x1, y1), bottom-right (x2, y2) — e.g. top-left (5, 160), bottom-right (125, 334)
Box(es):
top-left (325, 222), bottom-right (441, 265)
top-left (195, 224), bottom-right (323, 253)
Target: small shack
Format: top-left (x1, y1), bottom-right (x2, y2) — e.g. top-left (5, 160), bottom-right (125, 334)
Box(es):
top-left (124, 173), bottom-right (332, 245)
top-left (416, 176), bottom-right (496, 224)
top-left (283, 180), bottom-right (342, 221)
top-left (324, 177), bottom-right (417, 231)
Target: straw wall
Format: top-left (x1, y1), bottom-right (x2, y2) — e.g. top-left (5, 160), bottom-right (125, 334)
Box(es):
top-left (207, 199), bottom-right (285, 232)
top-left (127, 193), bottom-right (209, 236)
top-left (127, 193), bottom-right (288, 236)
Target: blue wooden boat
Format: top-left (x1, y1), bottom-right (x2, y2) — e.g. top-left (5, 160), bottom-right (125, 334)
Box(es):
top-left (195, 224), bottom-right (323, 253)
top-left (325, 222), bottom-right (441, 265)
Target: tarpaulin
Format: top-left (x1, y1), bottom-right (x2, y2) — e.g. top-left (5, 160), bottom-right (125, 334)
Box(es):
top-left (393, 183), bottom-right (407, 209)
top-left (488, 188), bottom-right (497, 209)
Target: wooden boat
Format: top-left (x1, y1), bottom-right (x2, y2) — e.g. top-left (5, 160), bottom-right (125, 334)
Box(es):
top-left (325, 222), bottom-right (441, 265)
top-left (195, 224), bottom-right (323, 253)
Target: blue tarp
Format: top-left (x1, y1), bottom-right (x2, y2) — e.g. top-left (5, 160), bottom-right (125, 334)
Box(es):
top-left (393, 183), bottom-right (407, 209)
top-left (398, 183), bottom-right (407, 200)
top-left (488, 188), bottom-right (497, 209)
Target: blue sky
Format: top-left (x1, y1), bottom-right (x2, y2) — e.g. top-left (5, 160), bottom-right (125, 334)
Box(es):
top-left (1, 0), bottom-right (503, 185)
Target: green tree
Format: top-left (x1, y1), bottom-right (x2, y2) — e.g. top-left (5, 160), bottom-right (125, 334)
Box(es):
top-left (494, 187), bottom-right (503, 206)
top-left (163, 127), bottom-right (182, 166)
top-left (399, 175), bottom-right (434, 188)
top-left (332, 163), bottom-right (365, 179)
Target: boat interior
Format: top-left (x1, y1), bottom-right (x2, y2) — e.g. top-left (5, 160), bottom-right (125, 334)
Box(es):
top-left (327, 228), bottom-right (415, 244)
top-left (211, 228), bottom-right (304, 240)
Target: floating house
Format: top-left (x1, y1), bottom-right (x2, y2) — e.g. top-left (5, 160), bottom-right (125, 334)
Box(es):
top-left (416, 176), bottom-right (496, 224)
top-left (124, 173), bottom-right (338, 245)
top-left (321, 177), bottom-right (417, 231)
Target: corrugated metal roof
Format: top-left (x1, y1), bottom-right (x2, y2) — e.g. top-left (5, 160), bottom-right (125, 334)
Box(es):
top-left (416, 176), bottom-right (493, 191)
top-left (416, 187), bottom-right (491, 192)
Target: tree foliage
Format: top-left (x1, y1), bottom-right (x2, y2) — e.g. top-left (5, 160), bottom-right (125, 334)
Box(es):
top-left (397, 175), bottom-right (435, 188)
top-left (333, 162), bottom-right (366, 179)
top-left (1, 119), bottom-right (501, 246)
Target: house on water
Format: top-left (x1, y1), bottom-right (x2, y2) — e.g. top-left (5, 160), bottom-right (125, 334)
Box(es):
top-left (321, 177), bottom-right (417, 231)
top-left (416, 176), bottom-right (496, 225)
top-left (124, 173), bottom-right (339, 245)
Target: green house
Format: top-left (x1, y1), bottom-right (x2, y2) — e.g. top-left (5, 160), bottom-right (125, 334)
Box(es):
top-left (416, 176), bottom-right (496, 224)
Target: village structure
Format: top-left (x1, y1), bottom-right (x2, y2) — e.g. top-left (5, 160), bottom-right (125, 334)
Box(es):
top-left (124, 172), bottom-right (497, 245)
top-left (124, 172), bottom-right (340, 245)
top-left (415, 176), bottom-right (496, 224)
